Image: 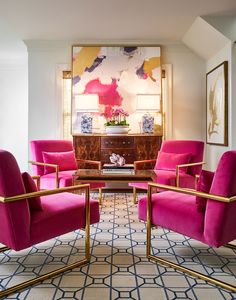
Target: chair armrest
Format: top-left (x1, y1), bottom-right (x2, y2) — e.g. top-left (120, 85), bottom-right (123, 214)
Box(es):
top-left (147, 182), bottom-right (236, 203)
top-left (0, 184), bottom-right (91, 241)
top-left (176, 161), bottom-right (205, 187)
top-left (134, 159), bottom-right (157, 170)
top-left (0, 184), bottom-right (90, 203)
top-left (76, 159), bottom-right (102, 170)
top-left (31, 175), bottom-right (41, 190)
top-left (29, 161), bottom-right (59, 188)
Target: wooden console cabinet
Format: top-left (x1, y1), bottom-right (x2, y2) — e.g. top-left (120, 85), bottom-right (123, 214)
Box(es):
top-left (73, 134), bottom-right (162, 167)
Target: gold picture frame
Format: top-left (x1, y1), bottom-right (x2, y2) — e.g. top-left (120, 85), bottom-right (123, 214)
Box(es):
top-left (206, 61), bottom-right (228, 146)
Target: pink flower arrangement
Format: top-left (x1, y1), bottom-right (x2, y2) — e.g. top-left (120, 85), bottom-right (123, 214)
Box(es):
top-left (102, 107), bottom-right (129, 126)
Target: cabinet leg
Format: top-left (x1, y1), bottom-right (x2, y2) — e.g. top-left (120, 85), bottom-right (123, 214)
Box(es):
top-left (133, 187), bottom-right (137, 204)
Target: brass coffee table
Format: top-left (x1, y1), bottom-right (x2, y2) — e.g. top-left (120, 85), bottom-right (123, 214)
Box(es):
top-left (73, 169), bottom-right (156, 204)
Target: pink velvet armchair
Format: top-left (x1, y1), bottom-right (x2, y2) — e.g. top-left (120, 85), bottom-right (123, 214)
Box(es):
top-left (138, 150), bottom-right (236, 292)
top-left (30, 140), bottom-right (105, 203)
top-left (0, 149), bottom-right (100, 298)
top-left (130, 140), bottom-right (205, 203)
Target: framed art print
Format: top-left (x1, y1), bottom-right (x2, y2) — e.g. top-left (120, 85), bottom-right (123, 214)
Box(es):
top-left (206, 61), bottom-right (228, 146)
top-left (71, 45), bottom-right (161, 134)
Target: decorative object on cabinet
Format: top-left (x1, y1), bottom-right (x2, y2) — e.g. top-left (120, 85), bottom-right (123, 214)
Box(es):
top-left (109, 153), bottom-right (126, 166)
top-left (103, 107), bottom-right (130, 134)
top-left (105, 125), bottom-right (130, 135)
top-left (73, 94), bottom-right (99, 134)
top-left (71, 45), bottom-right (161, 134)
top-left (81, 114), bottom-right (93, 133)
top-left (206, 61), bottom-right (228, 146)
top-left (0, 150), bottom-right (100, 298)
top-left (136, 94), bottom-right (161, 134)
top-left (142, 114), bottom-right (154, 133)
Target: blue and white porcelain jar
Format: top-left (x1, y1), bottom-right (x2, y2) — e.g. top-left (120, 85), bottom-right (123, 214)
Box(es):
top-left (81, 114), bottom-right (93, 133)
top-left (142, 114), bottom-right (154, 133)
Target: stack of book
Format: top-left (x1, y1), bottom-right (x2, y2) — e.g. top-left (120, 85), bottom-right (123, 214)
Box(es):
top-left (102, 164), bottom-right (134, 174)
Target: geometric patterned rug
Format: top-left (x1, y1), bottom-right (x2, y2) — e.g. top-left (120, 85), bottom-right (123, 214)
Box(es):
top-left (1, 193), bottom-right (236, 300)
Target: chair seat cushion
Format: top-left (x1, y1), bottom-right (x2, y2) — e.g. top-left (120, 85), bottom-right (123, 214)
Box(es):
top-left (22, 172), bottom-right (43, 211)
top-left (31, 192), bottom-right (100, 245)
top-left (40, 170), bottom-right (105, 189)
top-left (138, 191), bottom-right (205, 241)
top-left (129, 170), bottom-right (195, 189)
top-left (42, 150), bottom-right (77, 174)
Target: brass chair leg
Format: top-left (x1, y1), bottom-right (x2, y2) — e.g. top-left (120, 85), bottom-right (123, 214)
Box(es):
top-left (224, 243), bottom-right (236, 250)
top-left (146, 185), bottom-right (236, 293)
top-left (148, 252), bottom-right (236, 292)
top-left (0, 255), bottom-right (89, 298)
top-left (99, 188), bottom-right (102, 205)
top-left (133, 187), bottom-right (137, 204)
top-left (0, 246), bottom-right (10, 253)
top-left (0, 189), bottom-right (91, 298)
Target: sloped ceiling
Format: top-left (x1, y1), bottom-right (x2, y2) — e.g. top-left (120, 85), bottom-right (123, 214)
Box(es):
top-left (182, 17), bottom-right (231, 60)
top-left (202, 16), bottom-right (236, 41)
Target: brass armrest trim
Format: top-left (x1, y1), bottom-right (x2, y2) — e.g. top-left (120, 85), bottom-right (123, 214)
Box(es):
top-left (29, 161), bottom-right (59, 188)
top-left (148, 182), bottom-right (236, 203)
top-left (31, 175), bottom-right (41, 190)
top-left (0, 184), bottom-right (90, 203)
top-left (176, 161), bottom-right (205, 187)
top-left (177, 161), bottom-right (206, 168)
top-left (29, 160), bottom-right (58, 168)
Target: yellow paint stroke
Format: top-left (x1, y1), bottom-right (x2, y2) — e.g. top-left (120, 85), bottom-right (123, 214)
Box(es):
top-left (143, 57), bottom-right (160, 82)
top-left (73, 47), bottom-right (101, 78)
top-left (208, 70), bottom-right (223, 138)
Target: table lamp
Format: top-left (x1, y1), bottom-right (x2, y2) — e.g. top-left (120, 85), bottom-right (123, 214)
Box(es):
top-left (136, 94), bottom-right (161, 133)
top-left (74, 94), bottom-right (99, 133)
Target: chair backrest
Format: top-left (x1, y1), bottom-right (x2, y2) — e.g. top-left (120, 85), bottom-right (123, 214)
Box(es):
top-left (157, 140), bottom-right (204, 176)
top-left (0, 150), bottom-right (30, 250)
top-left (204, 150), bottom-right (236, 247)
top-left (30, 140), bottom-right (74, 176)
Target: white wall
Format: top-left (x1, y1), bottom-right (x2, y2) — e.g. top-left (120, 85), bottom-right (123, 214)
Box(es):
top-left (26, 41), bottom-right (71, 143)
top-left (205, 42), bottom-right (232, 170)
top-left (162, 44), bottom-right (205, 141)
top-left (0, 21), bottom-right (28, 170)
top-left (0, 58), bottom-right (28, 170)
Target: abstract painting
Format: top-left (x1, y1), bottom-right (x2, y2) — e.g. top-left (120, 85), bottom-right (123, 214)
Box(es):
top-left (206, 61), bottom-right (228, 146)
top-left (71, 45), bottom-right (161, 133)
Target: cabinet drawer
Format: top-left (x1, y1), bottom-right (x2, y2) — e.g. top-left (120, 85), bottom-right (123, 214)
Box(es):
top-left (101, 149), bottom-right (135, 164)
top-left (101, 136), bottom-right (134, 149)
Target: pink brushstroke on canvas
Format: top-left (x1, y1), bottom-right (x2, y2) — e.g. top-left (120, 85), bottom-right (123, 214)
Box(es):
top-left (84, 78), bottom-right (123, 107)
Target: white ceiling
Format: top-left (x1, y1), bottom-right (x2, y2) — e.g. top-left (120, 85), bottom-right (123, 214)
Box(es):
top-left (0, 0), bottom-right (236, 42)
